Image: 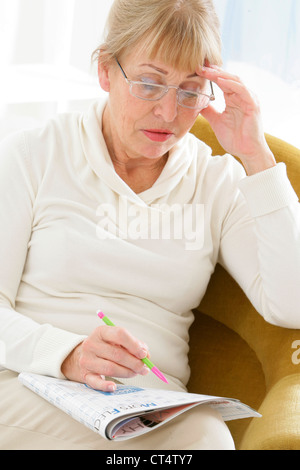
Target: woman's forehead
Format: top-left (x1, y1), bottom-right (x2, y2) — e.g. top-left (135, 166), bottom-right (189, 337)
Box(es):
top-left (121, 47), bottom-right (202, 78)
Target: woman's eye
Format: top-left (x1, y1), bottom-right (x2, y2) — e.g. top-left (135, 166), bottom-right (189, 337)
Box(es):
top-left (140, 77), bottom-right (159, 85)
top-left (142, 83), bottom-right (158, 91)
top-left (181, 90), bottom-right (197, 98)
top-left (138, 78), bottom-right (162, 95)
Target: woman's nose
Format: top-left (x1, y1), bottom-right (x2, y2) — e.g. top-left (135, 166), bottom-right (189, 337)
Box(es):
top-left (153, 88), bottom-right (178, 122)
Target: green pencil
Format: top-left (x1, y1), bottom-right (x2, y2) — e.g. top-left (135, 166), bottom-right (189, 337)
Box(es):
top-left (97, 311), bottom-right (168, 384)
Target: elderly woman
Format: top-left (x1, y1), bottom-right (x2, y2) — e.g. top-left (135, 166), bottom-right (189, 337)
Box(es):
top-left (0, 0), bottom-right (299, 451)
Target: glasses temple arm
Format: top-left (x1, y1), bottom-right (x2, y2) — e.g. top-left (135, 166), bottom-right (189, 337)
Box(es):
top-left (210, 81), bottom-right (215, 101)
top-left (115, 59), bottom-right (128, 80)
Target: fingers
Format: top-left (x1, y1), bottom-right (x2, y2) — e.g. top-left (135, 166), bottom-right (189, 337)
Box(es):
top-left (81, 332), bottom-right (149, 376)
top-left (197, 64), bottom-right (242, 84)
top-left (78, 326), bottom-right (150, 392)
top-left (198, 65), bottom-right (259, 110)
top-left (82, 355), bottom-right (149, 393)
top-left (97, 325), bottom-right (149, 360)
top-left (84, 373), bottom-right (118, 393)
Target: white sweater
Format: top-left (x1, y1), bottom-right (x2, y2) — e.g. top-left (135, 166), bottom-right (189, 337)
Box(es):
top-left (0, 99), bottom-right (299, 391)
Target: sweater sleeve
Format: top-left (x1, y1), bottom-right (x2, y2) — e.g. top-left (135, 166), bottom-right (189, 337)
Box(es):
top-left (0, 132), bottom-right (86, 378)
top-left (218, 162), bottom-right (300, 328)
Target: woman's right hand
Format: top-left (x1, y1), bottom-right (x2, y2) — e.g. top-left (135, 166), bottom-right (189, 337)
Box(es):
top-left (61, 325), bottom-right (150, 392)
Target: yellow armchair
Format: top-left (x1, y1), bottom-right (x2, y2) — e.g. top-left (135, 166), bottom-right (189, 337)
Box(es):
top-left (188, 116), bottom-right (300, 450)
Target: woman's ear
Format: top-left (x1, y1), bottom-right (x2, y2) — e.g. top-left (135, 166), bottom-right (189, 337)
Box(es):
top-left (97, 51), bottom-right (111, 92)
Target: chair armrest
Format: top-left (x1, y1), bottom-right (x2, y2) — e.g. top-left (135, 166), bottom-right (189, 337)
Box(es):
top-left (241, 374), bottom-right (300, 450)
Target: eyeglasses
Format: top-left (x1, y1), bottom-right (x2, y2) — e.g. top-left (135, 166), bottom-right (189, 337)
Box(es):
top-left (116, 59), bottom-right (215, 110)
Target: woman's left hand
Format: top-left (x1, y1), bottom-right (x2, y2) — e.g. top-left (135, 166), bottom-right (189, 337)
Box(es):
top-left (198, 65), bottom-right (276, 175)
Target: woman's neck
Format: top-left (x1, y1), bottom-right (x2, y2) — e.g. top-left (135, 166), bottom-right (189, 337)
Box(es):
top-left (102, 107), bottom-right (168, 193)
top-left (111, 153), bottom-right (168, 193)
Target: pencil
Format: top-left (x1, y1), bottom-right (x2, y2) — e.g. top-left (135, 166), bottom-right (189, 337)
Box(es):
top-left (97, 311), bottom-right (168, 384)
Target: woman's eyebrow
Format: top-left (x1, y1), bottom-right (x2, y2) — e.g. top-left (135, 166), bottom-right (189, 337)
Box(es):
top-left (139, 64), bottom-right (199, 79)
top-left (139, 64), bottom-right (168, 74)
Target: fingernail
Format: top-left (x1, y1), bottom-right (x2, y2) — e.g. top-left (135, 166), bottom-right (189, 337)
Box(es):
top-left (108, 384), bottom-right (117, 392)
top-left (138, 348), bottom-right (148, 359)
top-left (138, 343), bottom-right (149, 359)
top-left (141, 364), bottom-right (150, 376)
top-left (202, 66), bottom-right (217, 73)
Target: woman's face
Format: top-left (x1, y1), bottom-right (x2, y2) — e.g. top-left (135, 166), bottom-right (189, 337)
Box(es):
top-left (99, 46), bottom-right (208, 162)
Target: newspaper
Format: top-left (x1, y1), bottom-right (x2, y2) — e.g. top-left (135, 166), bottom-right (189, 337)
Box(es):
top-left (18, 372), bottom-right (261, 441)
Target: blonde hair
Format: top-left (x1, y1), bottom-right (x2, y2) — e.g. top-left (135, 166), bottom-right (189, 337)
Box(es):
top-left (92, 0), bottom-right (222, 71)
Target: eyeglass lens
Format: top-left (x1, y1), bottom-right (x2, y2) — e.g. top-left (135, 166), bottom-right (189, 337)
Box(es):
top-left (130, 82), bottom-right (211, 109)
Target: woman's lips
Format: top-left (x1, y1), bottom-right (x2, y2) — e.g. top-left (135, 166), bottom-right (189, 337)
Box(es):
top-left (142, 129), bottom-right (174, 142)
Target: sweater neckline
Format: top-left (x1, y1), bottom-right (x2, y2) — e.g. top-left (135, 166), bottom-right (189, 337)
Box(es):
top-left (78, 99), bottom-right (195, 206)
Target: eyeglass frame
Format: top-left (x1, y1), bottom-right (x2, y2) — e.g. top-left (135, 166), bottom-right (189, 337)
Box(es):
top-left (115, 59), bottom-right (215, 110)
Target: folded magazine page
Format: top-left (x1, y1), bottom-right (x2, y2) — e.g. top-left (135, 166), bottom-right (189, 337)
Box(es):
top-left (18, 372), bottom-right (261, 441)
